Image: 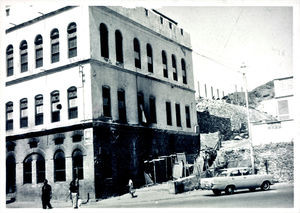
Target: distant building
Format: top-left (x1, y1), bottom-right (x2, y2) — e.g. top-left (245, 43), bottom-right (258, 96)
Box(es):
top-left (252, 76), bottom-right (294, 145)
top-left (5, 6), bottom-right (199, 201)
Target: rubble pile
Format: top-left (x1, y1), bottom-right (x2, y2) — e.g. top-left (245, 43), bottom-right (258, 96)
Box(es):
top-left (254, 142), bottom-right (294, 183)
top-left (213, 140), bottom-right (293, 183)
top-left (196, 98), bottom-right (276, 131)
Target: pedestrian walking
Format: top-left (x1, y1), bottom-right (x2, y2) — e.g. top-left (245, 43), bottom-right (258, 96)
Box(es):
top-left (128, 179), bottom-right (137, 198)
top-left (41, 179), bottom-right (53, 209)
top-left (69, 178), bottom-right (79, 209)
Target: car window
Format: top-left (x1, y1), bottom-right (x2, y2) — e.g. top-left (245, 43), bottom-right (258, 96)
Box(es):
top-left (216, 171), bottom-right (228, 177)
top-left (230, 170), bottom-right (242, 176)
top-left (242, 169), bottom-right (251, 175)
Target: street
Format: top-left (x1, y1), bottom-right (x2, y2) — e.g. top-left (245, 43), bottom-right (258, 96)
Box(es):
top-left (7, 183), bottom-right (293, 208)
top-left (89, 182), bottom-right (293, 208)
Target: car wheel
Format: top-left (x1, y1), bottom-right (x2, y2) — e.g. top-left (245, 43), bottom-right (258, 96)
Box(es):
top-left (249, 188), bottom-right (256, 192)
top-left (225, 186), bottom-right (234, 195)
top-left (261, 181), bottom-right (270, 191)
top-left (212, 189), bottom-right (221, 195)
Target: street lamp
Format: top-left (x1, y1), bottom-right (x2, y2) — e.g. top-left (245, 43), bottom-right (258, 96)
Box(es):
top-left (240, 63), bottom-right (255, 174)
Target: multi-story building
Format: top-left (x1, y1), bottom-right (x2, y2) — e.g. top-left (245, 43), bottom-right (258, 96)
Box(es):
top-left (4, 6), bottom-right (199, 201)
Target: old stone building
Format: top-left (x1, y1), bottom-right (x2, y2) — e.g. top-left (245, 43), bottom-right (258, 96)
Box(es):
top-left (5, 6), bottom-right (199, 201)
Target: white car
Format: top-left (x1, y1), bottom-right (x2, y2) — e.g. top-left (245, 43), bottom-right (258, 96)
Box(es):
top-left (200, 167), bottom-right (274, 195)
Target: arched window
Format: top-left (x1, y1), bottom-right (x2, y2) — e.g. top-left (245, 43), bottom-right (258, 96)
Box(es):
top-left (51, 29), bottom-right (59, 63)
top-left (6, 155), bottom-right (16, 193)
top-left (35, 35), bottom-right (43, 68)
top-left (102, 86), bottom-right (111, 117)
top-left (6, 45), bottom-right (14, 76)
top-left (51, 90), bottom-right (60, 122)
top-left (115, 30), bottom-right (123, 63)
top-left (100, 23), bottom-right (109, 58)
top-left (181, 59), bottom-right (187, 84)
top-left (133, 38), bottom-right (141, 68)
top-left (20, 98), bottom-right (28, 128)
top-left (162, 51), bottom-right (168, 78)
top-left (118, 89), bottom-right (126, 123)
top-left (68, 86), bottom-right (78, 119)
top-left (147, 44), bottom-right (153, 73)
top-left (172, 54), bottom-right (177, 81)
top-left (36, 154), bottom-right (45, 183)
top-left (72, 149), bottom-right (83, 180)
top-left (6, 102), bottom-right (13, 131)
top-left (54, 150), bottom-right (66, 182)
top-left (35, 95), bottom-right (43, 125)
top-left (20, 40), bottom-right (28, 72)
top-left (23, 155), bottom-right (32, 184)
top-left (68, 22), bottom-right (77, 58)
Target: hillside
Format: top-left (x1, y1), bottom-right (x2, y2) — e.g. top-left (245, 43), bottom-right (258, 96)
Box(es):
top-left (223, 80), bottom-right (274, 108)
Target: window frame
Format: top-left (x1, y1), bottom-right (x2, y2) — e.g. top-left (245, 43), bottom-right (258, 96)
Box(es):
top-left (35, 35), bottom-right (43, 68)
top-left (51, 90), bottom-right (60, 123)
top-left (115, 30), bottom-right (123, 63)
top-left (6, 102), bottom-right (13, 131)
top-left (166, 101), bottom-right (172, 126)
top-left (118, 89), bottom-right (127, 123)
top-left (51, 29), bottom-right (60, 63)
top-left (72, 149), bottom-right (84, 180)
top-left (20, 98), bottom-right (28, 128)
top-left (147, 44), bottom-right (153, 73)
top-left (100, 23), bottom-right (109, 58)
top-left (172, 54), bottom-right (178, 81)
top-left (175, 103), bottom-right (181, 127)
top-left (181, 59), bottom-right (187, 84)
top-left (20, 40), bottom-right (28, 73)
top-left (133, 38), bottom-right (141, 69)
top-left (6, 45), bottom-right (14, 77)
top-left (162, 51), bottom-right (168, 78)
top-left (67, 22), bottom-right (77, 58)
top-left (68, 87), bottom-right (78, 119)
top-left (149, 96), bottom-right (157, 124)
top-left (185, 105), bottom-right (191, 128)
top-left (54, 150), bottom-right (66, 182)
top-left (102, 86), bottom-right (111, 117)
top-left (35, 95), bottom-right (43, 125)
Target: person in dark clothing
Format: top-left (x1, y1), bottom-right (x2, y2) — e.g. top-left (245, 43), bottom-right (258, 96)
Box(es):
top-left (69, 178), bottom-right (79, 208)
top-left (41, 179), bottom-right (52, 209)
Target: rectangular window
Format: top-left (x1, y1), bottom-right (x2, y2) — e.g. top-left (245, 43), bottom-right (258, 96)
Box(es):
top-left (51, 92), bottom-right (60, 122)
top-left (185, 106), bottom-right (191, 128)
top-left (149, 97), bottom-right (157, 124)
top-left (35, 102), bottom-right (43, 125)
top-left (35, 48), bottom-right (43, 68)
top-left (20, 53), bottom-right (28, 73)
top-left (51, 42), bottom-right (59, 63)
top-left (68, 36), bottom-right (77, 58)
top-left (6, 102), bottom-right (13, 131)
top-left (7, 57), bottom-right (14, 76)
top-left (102, 86), bottom-right (111, 117)
top-left (175, 103), bottom-right (181, 127)
top-left (166, 101), bottom-right (172, 126)
top-left (118, 90), bottom-right (127, 123)
top-left (20, 99), bottom-right (28, 128)
top-left (278, 100), bottom-right (290, 120)
top-left (68, 88), bottom-right (78, 119)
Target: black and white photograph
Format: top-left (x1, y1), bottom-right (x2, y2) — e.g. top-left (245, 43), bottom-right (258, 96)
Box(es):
top-left (1, 0), bottom-right (299, 211)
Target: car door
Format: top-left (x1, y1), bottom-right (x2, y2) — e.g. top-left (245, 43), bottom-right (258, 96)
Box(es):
top-left (240, 169), bottom-right (258, 189)
top-left (229, 169), bottom-right (243, 189)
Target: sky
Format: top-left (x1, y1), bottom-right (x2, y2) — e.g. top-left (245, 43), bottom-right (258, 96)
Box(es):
top-left (158, 6), bottom-right (292, 97)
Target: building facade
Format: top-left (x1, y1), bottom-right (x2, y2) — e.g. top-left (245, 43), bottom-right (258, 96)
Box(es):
top-left (252, 76), bottom-right (294, 145)
top-left (5, 6), bottom-right (199, 201)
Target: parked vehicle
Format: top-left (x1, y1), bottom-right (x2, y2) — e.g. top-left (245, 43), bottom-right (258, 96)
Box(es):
top-left (200, 167), bottom-right (274, 195)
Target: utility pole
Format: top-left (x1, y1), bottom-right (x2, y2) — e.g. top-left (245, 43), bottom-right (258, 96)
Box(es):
top-left (240, 63), bottom-right (255, 174)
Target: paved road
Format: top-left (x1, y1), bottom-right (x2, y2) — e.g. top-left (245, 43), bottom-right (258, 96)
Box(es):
top-left (95, 183), bottom-right (294, 208)
top-left (7, 183), bottom-right (294, 208)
